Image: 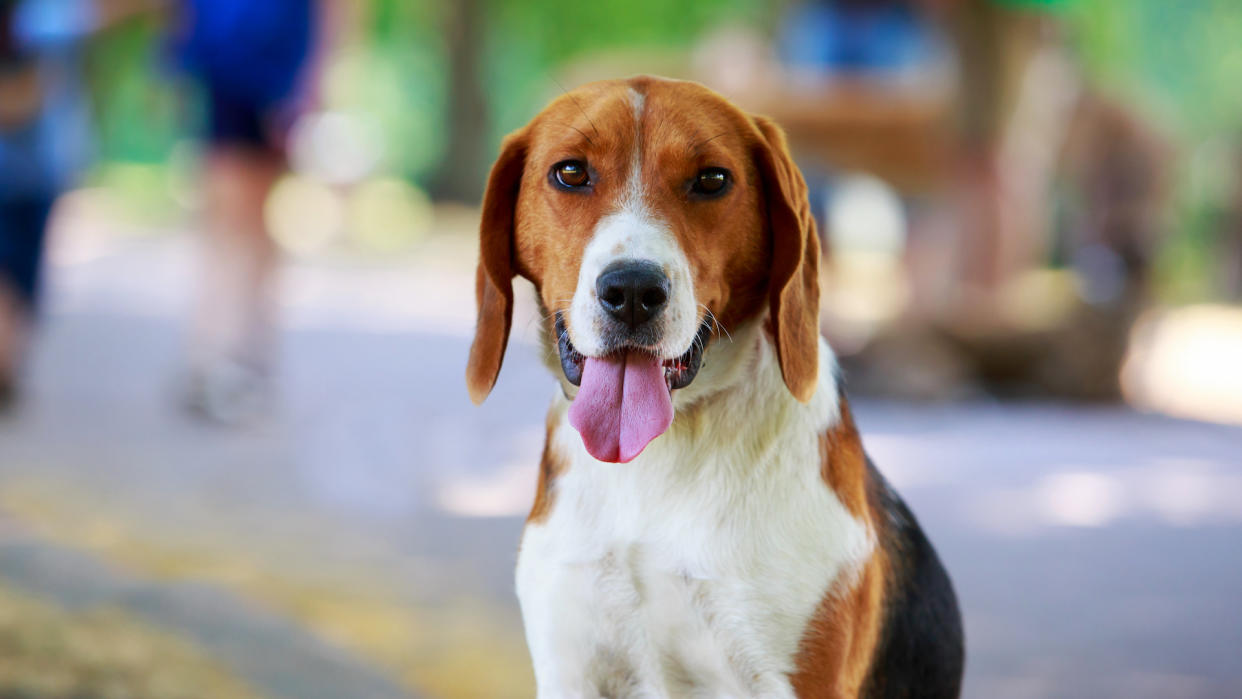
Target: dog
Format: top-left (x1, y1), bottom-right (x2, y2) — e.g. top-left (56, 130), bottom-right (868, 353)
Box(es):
top-left (466, 76), bottom-right (963, 698)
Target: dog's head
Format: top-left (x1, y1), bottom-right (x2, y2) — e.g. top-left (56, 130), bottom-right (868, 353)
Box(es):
top-left (467, 76), bottom-right (820, 462)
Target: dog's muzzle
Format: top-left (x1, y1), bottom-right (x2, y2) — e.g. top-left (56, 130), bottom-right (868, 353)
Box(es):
top-left (556, 314), bottom-right (711, 392)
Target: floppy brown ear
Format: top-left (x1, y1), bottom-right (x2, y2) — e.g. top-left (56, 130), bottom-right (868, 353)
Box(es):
top-left (466, 130), bottom-right (528, 405)
top-left (752, 115), bottom-right (821, 403)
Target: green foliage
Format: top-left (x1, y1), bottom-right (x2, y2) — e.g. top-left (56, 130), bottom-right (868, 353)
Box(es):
top-left (489, 0), bottom-right (765, 66)
top-left (336, 0), bottom-right (449, 180)
top-left (325, 37), bottom-right (447, 181)
top-left (86, 17), bottom-right (184, 165)
top-left (1065, 0), bottom-right (1242, 298)
top-left (483, 0), bottom-right (766, 139)
top-left (1066, 0), bottom-right (1242, 141)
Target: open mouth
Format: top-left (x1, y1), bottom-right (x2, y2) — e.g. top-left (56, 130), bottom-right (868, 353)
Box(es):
top-left (556, 313), bottom-right (712, 392)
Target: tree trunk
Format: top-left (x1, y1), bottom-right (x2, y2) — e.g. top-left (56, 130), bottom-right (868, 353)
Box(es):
top-left (428, 0), bottom-right (489, 204)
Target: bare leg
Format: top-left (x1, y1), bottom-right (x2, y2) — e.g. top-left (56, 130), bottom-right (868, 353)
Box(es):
top-left (185, 147), bottom-right (283, 422)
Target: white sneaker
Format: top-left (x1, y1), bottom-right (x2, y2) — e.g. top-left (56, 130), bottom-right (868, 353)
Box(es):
top-left (181, 359), bottom-right (273, 426)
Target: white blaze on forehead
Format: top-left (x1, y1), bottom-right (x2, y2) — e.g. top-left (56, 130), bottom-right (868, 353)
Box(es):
top-left (621, 86), bottom-right (648, 214)
top-left (628, 87), bottom-right (645, 122)
top-left (565, 86), bottom-right (698, 360)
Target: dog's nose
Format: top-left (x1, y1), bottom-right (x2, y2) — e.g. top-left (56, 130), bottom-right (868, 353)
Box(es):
top-left (596, 261), bottom-right (669, 329)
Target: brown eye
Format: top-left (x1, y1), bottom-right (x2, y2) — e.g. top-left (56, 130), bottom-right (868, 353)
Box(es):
top-left (553, 160), bottom-right (590, 189)
top-left (692, 167), bottom-right (730, 196)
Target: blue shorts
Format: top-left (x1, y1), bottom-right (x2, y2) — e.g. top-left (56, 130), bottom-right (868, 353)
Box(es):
top-left (205, 90), bottom-right (283, 153)
top-left (178, 0), bottom-right (314, 153)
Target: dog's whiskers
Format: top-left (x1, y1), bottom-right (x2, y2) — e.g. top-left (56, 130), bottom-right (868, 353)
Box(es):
top-left (699, 304), bottom-right (732, 343)
top-left (530, 302), bottom-right (577, 329)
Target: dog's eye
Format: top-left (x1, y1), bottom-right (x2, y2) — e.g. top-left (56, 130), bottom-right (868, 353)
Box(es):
top-left (552, 160), bottom-right (591, 189)
top-left (692, 167), bottom-right (730, 196)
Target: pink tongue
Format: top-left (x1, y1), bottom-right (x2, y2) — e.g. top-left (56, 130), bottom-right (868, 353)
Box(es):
top-left (568, 352), bottom-right (674, 463)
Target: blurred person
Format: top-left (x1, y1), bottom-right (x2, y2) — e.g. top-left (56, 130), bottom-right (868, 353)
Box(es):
top-left (779, 0), bottom-right (943, 85)
top-left (171, 0), bottom-right (319, 424)
top-left (775, 0), bottom-right (949, 227)
top-left (0, 0), bottom-right (150, 410)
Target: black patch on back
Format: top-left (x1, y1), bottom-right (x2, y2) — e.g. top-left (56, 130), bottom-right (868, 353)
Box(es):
top-left (860, 459), bottom-right (964, 698)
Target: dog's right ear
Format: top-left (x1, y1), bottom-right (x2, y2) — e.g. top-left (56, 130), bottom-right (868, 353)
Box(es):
top-left (467, 130), bottom-right (528, 405)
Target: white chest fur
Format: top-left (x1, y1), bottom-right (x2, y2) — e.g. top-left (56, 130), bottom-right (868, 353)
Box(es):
top-left (516, 333), bottom-right (873, 698)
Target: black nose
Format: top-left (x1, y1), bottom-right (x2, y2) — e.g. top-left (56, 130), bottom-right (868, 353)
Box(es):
top-left (596, 261), bottom-right (670, 329)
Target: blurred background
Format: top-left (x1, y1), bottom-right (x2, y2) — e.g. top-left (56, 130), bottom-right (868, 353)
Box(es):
top-left (1, 0), bottom-right (1241, 697)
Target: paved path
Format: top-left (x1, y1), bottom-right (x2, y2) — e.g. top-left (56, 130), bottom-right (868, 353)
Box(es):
top-left (0, 521), bottom-right (412, 699)
top-left (1, 225), bottom-right (1240, 698)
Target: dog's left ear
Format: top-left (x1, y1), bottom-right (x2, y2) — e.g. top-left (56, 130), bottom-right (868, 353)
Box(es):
top-left (751, 115), bottom-right (821, 403)
top-left (467, 130), bottom-right (528, 405)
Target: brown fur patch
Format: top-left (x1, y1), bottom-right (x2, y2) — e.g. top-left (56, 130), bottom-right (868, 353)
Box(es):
top-left (790, 550), bottom-right (887, 698)
top-left (791, 396), bottom-right (886, 696)
top-left (527, 408), bottom-right (567, 524)
top-left (818, 396), bottom-right (869, 519)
